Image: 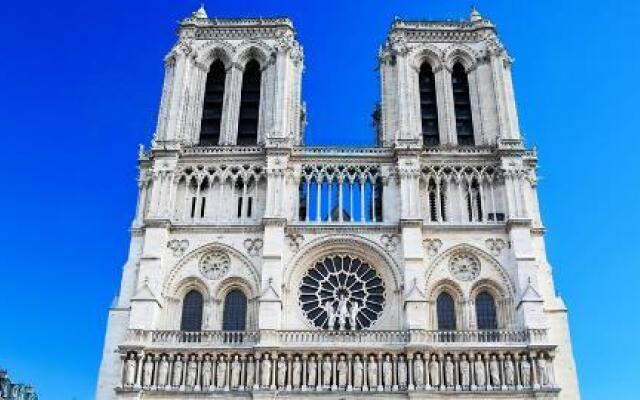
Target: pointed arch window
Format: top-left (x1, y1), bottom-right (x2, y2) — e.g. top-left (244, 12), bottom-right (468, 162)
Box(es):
top-left (419, 62), bottom-right (439, 146)
top-left (200, 60), bottom-right (226, 145)
top-left (237, 60), bottom-right (261, 145)
top-left (180, 290), bottom-right (203, 331)
top-left (436, 292), bottom-right (456, 330)
top-left (222, 289), bottom-right (247, 331)
top-left (476, 291), bottom-right (498, 330)
top-left (451, 63), bottom-right (474, 145)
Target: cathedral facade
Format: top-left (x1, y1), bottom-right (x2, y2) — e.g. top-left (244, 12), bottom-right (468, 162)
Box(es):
top-left (96, 6), bottom-right (580, 399)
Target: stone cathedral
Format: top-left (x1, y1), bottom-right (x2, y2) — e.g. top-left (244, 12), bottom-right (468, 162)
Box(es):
top-left (96, 6), bottom-right (580, 400)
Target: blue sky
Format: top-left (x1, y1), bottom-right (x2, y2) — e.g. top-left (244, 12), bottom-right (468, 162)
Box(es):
top-left (0, 1), bottom-right (638, 399)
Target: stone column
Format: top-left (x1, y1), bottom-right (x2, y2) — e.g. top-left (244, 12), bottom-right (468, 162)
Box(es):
top-left (220, 63), bottom-right (243, 145)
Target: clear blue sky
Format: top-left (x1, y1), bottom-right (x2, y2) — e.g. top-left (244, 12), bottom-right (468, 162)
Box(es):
top-left (0, 1), bottom-right (638, 399)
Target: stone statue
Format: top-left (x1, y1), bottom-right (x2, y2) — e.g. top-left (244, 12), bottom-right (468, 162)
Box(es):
top-left (445, 355), bottom-right (454, 386)
top-left (216, 355), bottom-right (227, 388)
top-left (307, 356), bottom-right (317, 387)
top-left (324, 301), bottom-right (336, 330)
top-left (504, 355), bottom-right (515, 386)
top-left (337, 355), bottom-right (348, 388)
top-left (349, 302), bottom-right (361, 330)
top-left (125, 355), bottom-right (136, 387)
top-left (429, 355), bottom-right (440, 387)
top-left (460, 355), bottom-right (470, 386)
top-left (474, 356), bottom-right (486, 386)
top-left (537, 356), bottom-right (549, 386)
top-left (187, 355), bottom-right (198, 387)
top-left (277, 356), bottom-right (287, 388)
top-left (521, 357), bottom-right (531, 387)
top-left (158, 355), bottom-right (169, 387)
top-left (367, 355), bottom-right (378, 388)
top-left (245, 356), bottom-right (255, 388)
top-left (490, 355), bottom-right (500, 386)
top-left (261, 355), bottom-right (271, 388)
top-left (292, 356), bottom-right (302, 389)
top-left (143, 356), bottom-right (153, 387)
top-left (383, 355), bottom-right (393, 387)
top-left (413, 354), bottom-right (424, 387)
top-left (231, 355), bottom-right (241, 389)
top-left (172, 355), bottom-right (183, 387)
top-left (397, 355), bottom-right (407, 388)
top-left (322, 356), bottom-right (332, 387)
top-left (338, 296), bottom-right (349, 330)
top-left (201, 355), bottom-right (212, 389)
top-left (353, 355), bottom-right (363, 389)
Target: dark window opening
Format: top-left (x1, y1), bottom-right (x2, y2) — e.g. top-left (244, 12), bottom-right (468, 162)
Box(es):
top-left (190, 197), bottom-right (197, 218)
top-left (374, 181), bottom-right (383, 221)
top-left (237, 197), bottom-right (243, 218)
top-left (452, 63), bottom-right (474, 145)
top-left (437, 292), bottom-right (456, 331)
top-left (237, 60), bottom-right (261, 145)
top-left (222, 289), bottom-right (247, 331)
top-left (180, 290), bottom-right (203, 332)
top-left (476, 291), bottom-right (498, 330)
top-left (419, 62), bottom-right (439, 146)
top-left (488, 212), bottom-right (505, 222)
top-left (199, 60), bottom-right (226, 146)
top-left (247, 197), bottom-right (253, 217)
top-left (200, 197), bottom-right (206, 218)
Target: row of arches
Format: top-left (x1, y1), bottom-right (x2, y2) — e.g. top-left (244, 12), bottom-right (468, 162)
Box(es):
top-left (436, 291), bottom-right (497, 331)
top-left (180, 289), bottom-right (248, 332)
top-left (419, 62), bottom-right (474, 146)
top-left (199, 59), bottom-right (261, 146)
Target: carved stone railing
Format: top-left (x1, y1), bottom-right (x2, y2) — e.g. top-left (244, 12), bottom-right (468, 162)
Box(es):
top-left (278, 330), bottom-right (410, 345)
top-left (127, 330), bottom-right (258, 347)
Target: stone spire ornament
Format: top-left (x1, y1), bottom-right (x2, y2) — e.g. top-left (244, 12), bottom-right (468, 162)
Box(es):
top-left (193, 4), bottom-right (208, 19)
top-left (470, 6), bottom-right (483, 22)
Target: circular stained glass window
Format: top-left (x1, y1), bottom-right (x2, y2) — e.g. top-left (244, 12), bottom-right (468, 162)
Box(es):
top-left (298, 255), bottom-right (385, 330)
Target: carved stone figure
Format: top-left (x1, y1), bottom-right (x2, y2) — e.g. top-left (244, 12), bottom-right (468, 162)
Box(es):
top-left (307, 356), bottom-right (317, 387)
top-left (277, 356), bottom-right (287, 388)
top-left (413, 354), bottom-right (424, 387)
top-left (125, 355), bottom-right (136, 387)
top-left (459, 355), bottom-right (470, 386)
top-left (537, 356), bottom-right (549, 386)
top-left (521, 357), bottom-right (531, 387)
top-left (349, 302), bottom-right (361, 330)
top-left (325, 301), bottom-right (336, 330)
top-left (367, 355), bottom-right (378, 388)
top-left (231, 355), bottom-right (241, 389)
top-left (158, 355), bottom-right (169, 387)
top-left (397, 355), bottom-right (407, 388)
top-left (322, 356), bottom-right (332, 387)
top-left (383, 355), bottom-right (393, 387)
top-left (445, 356), bottom-right (454, 386)
top-left (429, 355), bottom-right (440, 387)
top-left (504, 355), bottom-right (515, 386)
top-left (292, 356), bottom-right (302, 389)
top-left (201, 355), bottom-right (212, 388)
top-left (187, 355), bottom-right (198, 387)
top-left (474, 356), bottom-right (486, 386)
top-left (338, 296), bottom-right (349, 330)
top-left (143, 356), bottom-right (153, 387)
top-left (172, 355), bottom-right (183, 387)
top-left (216, 355), bottom-right (227, 388)
top-left (353, 355), bottom-right (363, 388)
top-left (490, 355), bottom-right (500, 386)
top-left (245, 356), bottom-right (255, 388)
top-left (337, 355), bottom-right (348, 388)
top-left (261, 355), bottom-right (271, 388)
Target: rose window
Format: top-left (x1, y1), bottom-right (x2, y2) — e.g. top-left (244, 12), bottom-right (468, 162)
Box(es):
top-left (199, 251), bottom-right (230, 280)
top-left (449, 253), bottom-right (481, 281)
top-left (298, 255), bottom-right (385, 330)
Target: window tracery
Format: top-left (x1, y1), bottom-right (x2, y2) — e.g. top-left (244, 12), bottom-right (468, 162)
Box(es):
top-left (180, 290), bottom-right (204, 332)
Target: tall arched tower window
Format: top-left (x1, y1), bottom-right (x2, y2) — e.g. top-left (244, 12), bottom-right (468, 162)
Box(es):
top-left (222, 289), bottom-right (247, 331)
top-left (237, 60), bottom-right (261, 145)
top-left (436, 292), bottom-right (456, 330)
top-left (419, 62), bottom-right (439, 146)
top-left (475, 291), bottom-right (498, 330)
top-left (180, 290), bottom-right (204, 331)
top-left (199, 60), bottom-right (226, 145)
top-left (451, 63), bottom-right (474, 145)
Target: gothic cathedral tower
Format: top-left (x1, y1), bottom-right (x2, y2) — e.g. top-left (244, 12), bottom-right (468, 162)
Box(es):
top-left (96, 6), bottom-right (580, 399)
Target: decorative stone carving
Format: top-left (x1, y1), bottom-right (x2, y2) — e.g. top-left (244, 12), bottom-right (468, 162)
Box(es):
top-left (167, 239), bottom-right (189, 257)
top-left (423, 238), bottom-right (442, 257)
top-left (322, 356), bottom-right (332, 387)
top-left (445, 356), bottom-right (454, 386)
top-left (485, 238), bottom-right (506, 256)
top-left (490, 355), bottom-right (500, 386)
top-left (337, 355), bottom-right (348, 388)
top-left (216, 355), bottom-right (227, 389)
top-left (414, 354), bottom-right (425, 387)
top-left (292, 356), bottom-right (302, 389)
top-left (380, 234), bottom-right (400, 252)
top-left (201, 355), bottom-right (212, 389)
top-left (286, 233), bottom-right (304, 250)
top-left (474, 356), bottom-right (486, 386)
top-left (307, 356), bottom-right (317, 387)
top-left (429, 355), bottom-right (440, 387)
top-left (172, 355), bottom-right (183, 387)
top-left (460, 355), bottom-right (470, 386)
top-left (124, 355), bottom-right (136, 387)
top-left (521, 356), bottom-right (531, 387)
top-left (245, 356), bottom-right (255, 389)
top-left (397, 355), bottom-right (407, 388)
top-left (158, 355), bottom-right (169, 388)
top-left (231, 355), bottom-right (241, 389)
top-left (260, 355), bottom-right (271, 388)
top-left (199, 251), bottom-right (230, 280)
top-left (143, 355), bottom-right (153, 387)
top-left (353, 355), bottom-right (363, 389)
top-left (504, 355), bottom-right (515, 386)
top-left (187, 355), bottom-right (198, 387)
top-left (367, 355), bottom-right (378, 388)
top-left (299, 255), bottom-right (385, 330)
top-left (243, 238), bottom-right (263, 256)
top-left (277, 356), bottom-right (287, 388)
top-left (383, 355), bottom-right (393, 387)
top-left (537, 356), bottom-right (549, 386)
top-left (449, 253), bottom-right (481, 281)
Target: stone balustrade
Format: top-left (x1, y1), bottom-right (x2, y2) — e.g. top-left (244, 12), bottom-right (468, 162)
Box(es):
top-left (117, 348), bottom-right (558, 395)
